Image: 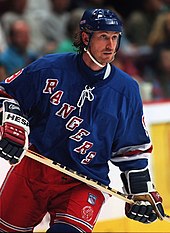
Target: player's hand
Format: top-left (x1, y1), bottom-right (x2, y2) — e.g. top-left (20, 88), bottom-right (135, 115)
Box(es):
top-left (0, 99), bottom-right (29, 164)
top-left (125, 191), bottom-right (164, 223)
top-left (121, 167), bottom-right (165, 223)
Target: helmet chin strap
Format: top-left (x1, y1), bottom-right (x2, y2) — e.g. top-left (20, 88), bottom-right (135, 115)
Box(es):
top-left (84, 47), bottom-right (116, 68)
top-left (84, 47), bottom-right (105, 68)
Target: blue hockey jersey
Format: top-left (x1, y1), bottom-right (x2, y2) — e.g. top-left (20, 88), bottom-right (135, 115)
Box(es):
top-left (0, 53), bottom-right (152, 185)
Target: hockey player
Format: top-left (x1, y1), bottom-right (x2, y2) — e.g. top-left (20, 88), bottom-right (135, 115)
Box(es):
top-left (0, 8), bottom-right (165, 233)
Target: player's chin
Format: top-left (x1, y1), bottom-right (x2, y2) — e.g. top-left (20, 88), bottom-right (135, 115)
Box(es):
top-left (101, 54), bottom-right (114, 63)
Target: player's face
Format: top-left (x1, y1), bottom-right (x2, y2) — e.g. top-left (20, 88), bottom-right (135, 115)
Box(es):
top-left (89, 31), bottom-right (120, 65)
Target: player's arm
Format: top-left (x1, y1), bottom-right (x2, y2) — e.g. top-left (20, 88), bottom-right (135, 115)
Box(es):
top-left (0, 88), bottom-right (30, 164)
top-left (121, 167), bottom-right (165, 223)
top-left (110, 99), bottom-right (164, 222)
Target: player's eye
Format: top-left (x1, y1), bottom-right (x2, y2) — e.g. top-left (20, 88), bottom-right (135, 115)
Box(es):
top-left (100, 34), bottom-right (108, 39)
top-left (112, 35), bottom-right (119, 41)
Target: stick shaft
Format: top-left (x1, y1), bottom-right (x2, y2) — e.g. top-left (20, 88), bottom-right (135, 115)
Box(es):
top-left (25, 150), bottom-right (170, 222)
top-left (25, 150), bottom-right (134, 204)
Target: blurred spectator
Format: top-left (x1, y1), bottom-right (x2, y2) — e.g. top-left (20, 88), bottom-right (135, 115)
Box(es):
top-left (125, 0), bottom-right (168, 47)
top-left (113, 51), bottom-right (140, 78)
top-left (26, 0), bottom-right (50, 14)
top-left (0, 19), bottom-right (38, 76)
top-left (0, 62), bottom-right (7, 81)
top-left (0, 22), bottom-right (6, 52)
top-left (120, 0), bottom-right (170, 101)
top-left (138, 11), bottom-right (170, 99)
top-left (0, 0), bottom-right (48, 53)
top-left (41, 0), bottom-right (71, 54)
top-left (114, 51), bottom-right (154, 101)
top-left (56, 8), bottom-right (84, 53)
top-left (147, 45), bottom-right (170, 99)
top-left (148, 11), bottom-right (170, 49)
top-left (1, 0), bottom-right (28, 35)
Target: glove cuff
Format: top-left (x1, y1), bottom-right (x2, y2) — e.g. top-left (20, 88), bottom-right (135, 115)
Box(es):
top-left (121, 167), bottom-right (155, 195)
top-left (2, 99), bottom-right (30, 134)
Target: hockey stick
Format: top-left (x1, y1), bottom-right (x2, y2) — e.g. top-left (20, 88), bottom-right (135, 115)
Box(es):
top-left (25, 149), bottom-right (170, 222)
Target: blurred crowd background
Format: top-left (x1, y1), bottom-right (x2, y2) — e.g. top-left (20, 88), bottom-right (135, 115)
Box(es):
top-left (0, 0), bottom-right (170, 102)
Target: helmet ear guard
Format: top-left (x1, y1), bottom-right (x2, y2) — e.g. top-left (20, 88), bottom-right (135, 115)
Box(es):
top-left (115, 33), bottom-right (121, 53)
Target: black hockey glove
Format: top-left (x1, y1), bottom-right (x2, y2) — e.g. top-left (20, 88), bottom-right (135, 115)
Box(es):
top-left (121, 167), bottom-right (165, 223)
top-left (0, 99), bottom-right (29, 164)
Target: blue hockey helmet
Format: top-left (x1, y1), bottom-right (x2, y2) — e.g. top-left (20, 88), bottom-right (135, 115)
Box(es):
top-left (79, 8), bottom-right (123, 33)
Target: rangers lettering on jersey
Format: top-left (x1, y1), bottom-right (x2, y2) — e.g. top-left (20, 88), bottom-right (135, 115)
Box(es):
top-left (43, 78), bottom-right (96, 164)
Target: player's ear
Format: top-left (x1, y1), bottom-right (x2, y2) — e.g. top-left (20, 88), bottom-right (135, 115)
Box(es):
top-left (81, 32), bottom-right (89, 46)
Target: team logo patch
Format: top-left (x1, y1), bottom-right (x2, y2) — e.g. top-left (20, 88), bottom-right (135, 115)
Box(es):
top-left (81, 206), bottom-right (94, 222)
top-left (87, 193), bottom-right (97, 205)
